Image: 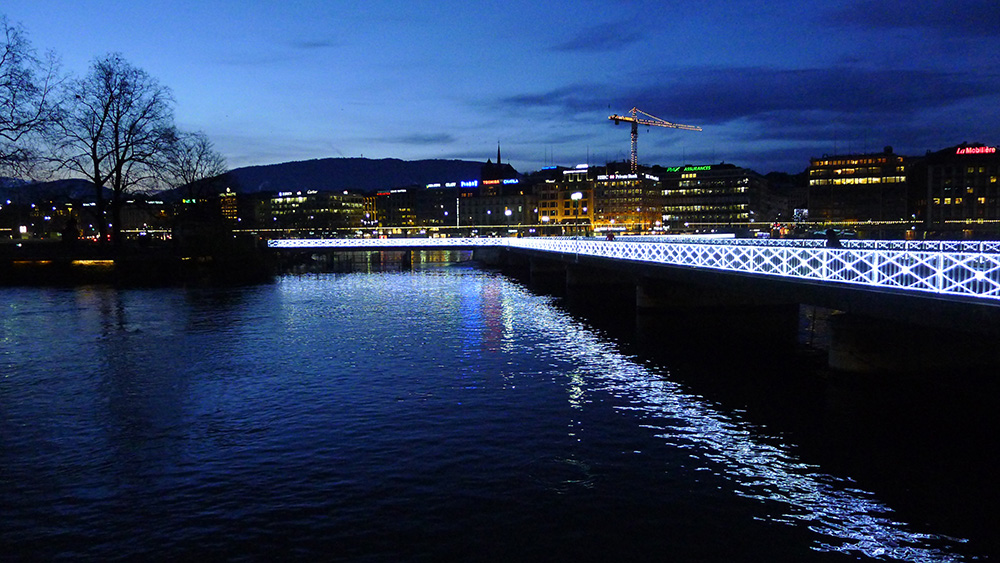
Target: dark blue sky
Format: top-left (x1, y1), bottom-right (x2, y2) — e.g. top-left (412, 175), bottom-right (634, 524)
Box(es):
top-left (6, 0), bottom-right (999, 173)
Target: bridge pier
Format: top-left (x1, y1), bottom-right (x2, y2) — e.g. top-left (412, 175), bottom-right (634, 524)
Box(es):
top-left (529, 257), bottom-right (567, 295)
top-left (635, 278), bottom-right (800, 358)
top-left (565, 264), bottom-right (635, 307)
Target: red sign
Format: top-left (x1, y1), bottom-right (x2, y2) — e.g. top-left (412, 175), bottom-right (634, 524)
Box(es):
top-left (956, 146), bottom-right (996, 155)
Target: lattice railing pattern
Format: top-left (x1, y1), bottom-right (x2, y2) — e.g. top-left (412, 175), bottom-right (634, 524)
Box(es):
top-left (268, 237), bottom-right (1000, 301)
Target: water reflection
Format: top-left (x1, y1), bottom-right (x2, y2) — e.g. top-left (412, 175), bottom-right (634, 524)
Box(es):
top-left (507, 289), bottom-right (971, 562)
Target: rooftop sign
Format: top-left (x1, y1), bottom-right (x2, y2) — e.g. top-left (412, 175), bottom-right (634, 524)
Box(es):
top-left (956, 146), bottom-right (996, 155)
top-left (663, 165), bottom-right (714, 173)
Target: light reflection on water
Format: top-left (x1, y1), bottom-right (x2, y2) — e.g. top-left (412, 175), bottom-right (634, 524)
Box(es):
top-left (0, 268), bottom-right (982, 561)
top-left (501, 281), bottom-right (970, 562)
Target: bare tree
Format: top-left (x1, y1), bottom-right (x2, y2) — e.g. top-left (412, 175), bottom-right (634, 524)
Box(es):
top-left (57, 53), bottom-right (175, 246)
top-left (162, 130), bottom-right (228, 197)
top-left (0, 15), bottom-right (59, 178)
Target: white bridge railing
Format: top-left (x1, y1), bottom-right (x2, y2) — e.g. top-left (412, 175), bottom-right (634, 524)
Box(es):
top-left (267, 237), bottom-right (1000, 302)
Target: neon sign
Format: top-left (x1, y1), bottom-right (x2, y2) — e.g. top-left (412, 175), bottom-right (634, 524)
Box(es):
top-left (426, 183), bottom-right (441, 188)
top-left (460, 180), bottom-right (478, 188)
top-left (597, 174), bottom-right (638, 181)
top-left (483, 180), bottom-right (501, 185)
top-left (956, 146), bottom-right (996, 155)
top-left (503, 179), bottom-right (519, 184)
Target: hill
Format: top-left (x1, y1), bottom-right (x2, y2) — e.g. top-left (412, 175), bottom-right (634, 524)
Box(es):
top-left (0, 178), bottom-right (103, 203)
top-left (219, 157), bottom-right (488, 195)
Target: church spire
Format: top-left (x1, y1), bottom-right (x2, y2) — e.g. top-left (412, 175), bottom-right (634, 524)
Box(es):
top-left (497, 142), bottom-right (501, 164)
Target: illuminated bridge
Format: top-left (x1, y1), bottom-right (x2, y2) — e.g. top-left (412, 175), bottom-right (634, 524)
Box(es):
top-left (268, 236), bottom-right (1000, 371)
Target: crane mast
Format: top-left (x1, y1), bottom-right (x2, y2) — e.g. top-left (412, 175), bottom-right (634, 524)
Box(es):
top-left (609, 107), bottom-right (701, 172)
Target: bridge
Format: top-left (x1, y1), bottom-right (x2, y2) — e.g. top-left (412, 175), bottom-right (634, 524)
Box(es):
top-left (268, 236), bottom-right (1000, 372)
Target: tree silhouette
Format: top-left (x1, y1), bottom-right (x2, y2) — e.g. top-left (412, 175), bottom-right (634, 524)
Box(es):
top-left (57, 53), bottom-right (175, 247)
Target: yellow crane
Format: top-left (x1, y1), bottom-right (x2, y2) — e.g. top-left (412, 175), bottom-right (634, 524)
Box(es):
top-left (609, 107), bottom-right (701, 172)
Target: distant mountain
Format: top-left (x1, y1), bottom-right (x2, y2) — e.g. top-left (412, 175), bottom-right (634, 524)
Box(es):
top-left (3, 158), bottom-right (502, 203)
top-left (218, 157), bottom-right (489, 195)
top-left (0, 178), bottom-right (103, 203)
top-left (1, 177), bottom-right (28, 189)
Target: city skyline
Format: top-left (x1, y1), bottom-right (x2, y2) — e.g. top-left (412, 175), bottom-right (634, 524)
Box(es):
top-left (4, 0), bottom-right (999, 175)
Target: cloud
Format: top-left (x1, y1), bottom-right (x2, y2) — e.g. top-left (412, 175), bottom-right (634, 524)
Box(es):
top-left (502, 66), bottom-right (998, 125)
top-left (825, 0), bottom-right (1000, 36)
top-left (388, 133), bottom-right (457, 145)
top-left (552, 22), bottom-right (644, 52)
top-left (498, 64), bottom-right (1000, 173)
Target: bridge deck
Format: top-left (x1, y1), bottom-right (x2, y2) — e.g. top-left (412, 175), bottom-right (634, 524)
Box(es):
top-left (267, 237), bottom-right (1000, 304)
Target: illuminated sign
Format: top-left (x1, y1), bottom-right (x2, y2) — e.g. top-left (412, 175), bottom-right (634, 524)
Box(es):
top-left (460, 180), bottom-right (478, 188)
top-left (644, 174), bottom-right (660, 181)
top-left (664, 165), bottom-right (713, 173)
top-left (503, 179), bottom-right (519, 185)
top-left (956, 146), bottom-right (996, 155)
top-left (426, 183), bottom-right (442, 188)
top-left (597, 174), bottom-right (638, 181)
top-left (563, 169), bottom-right (588, 175)
top-left (483, 180), bottom-right (501, 185)
top-left (445, 182), bottom-right (457, 187)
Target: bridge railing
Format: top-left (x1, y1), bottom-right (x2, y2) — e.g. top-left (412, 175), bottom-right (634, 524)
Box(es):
top-left (617, 236), bottom-right (1000, 254)
top-left (267, 237), bottom-right (1000, 301)
top-left (507, 238), bottom-right (1000, 300)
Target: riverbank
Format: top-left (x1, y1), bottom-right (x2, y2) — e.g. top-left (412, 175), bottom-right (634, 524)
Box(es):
top-left (0, 239), bottom-right (275, 286)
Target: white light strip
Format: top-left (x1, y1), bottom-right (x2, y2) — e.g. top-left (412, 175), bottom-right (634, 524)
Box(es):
top-left (267, 237), bottom-right (1000, 301)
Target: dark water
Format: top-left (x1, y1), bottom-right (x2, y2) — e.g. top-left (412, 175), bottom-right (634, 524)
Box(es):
top-left (1, 263), bottom-right (995, 561)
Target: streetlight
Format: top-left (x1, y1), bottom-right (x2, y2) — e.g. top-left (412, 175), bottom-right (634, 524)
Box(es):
top-left (571, 192), bottom-right (583, 236)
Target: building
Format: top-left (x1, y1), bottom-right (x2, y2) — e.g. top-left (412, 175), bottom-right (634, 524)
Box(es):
top-left (807, 147), bottom-right (911, 223)
top-left (265, 190), bottom-right (366, 231)
top-left (592, 164), bottom-right (663, 233)
top-left (919, 142), bottom-right (1000, 236)
top-left (658, 163), bottom-right (777, 232)
top-left (534, 165), bottom-right (595, 235)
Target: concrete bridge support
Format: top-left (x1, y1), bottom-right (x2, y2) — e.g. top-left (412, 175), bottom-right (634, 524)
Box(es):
top-left (528, 256), bottom-right (567, 295)
top-left (564, 264), bottom-right (635, 308)
top-left (634, 278), bottom-right (800, 358)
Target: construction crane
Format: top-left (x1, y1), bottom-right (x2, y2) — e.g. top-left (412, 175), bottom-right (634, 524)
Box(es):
top-left (609, 107), bottom-right (701, 173)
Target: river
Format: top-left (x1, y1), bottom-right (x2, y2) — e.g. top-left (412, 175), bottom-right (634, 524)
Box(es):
top-left (1, 260), bottom-right (995, 561)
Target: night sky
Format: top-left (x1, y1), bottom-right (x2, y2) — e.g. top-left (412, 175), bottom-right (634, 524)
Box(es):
top-left (5, 0), bottom-right (999, 174)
